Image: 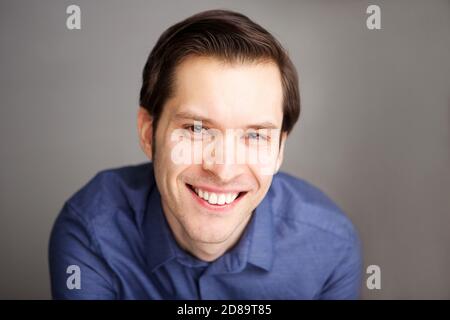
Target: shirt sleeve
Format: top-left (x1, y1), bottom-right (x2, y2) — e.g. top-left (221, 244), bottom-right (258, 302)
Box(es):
top-left (48, 202), bottom-right (117, 299)
top-left (318, 235), bottom-right (363, 300)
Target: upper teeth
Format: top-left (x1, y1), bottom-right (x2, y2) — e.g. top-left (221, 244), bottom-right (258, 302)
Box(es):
top-left (194, 187), bottom-right (239, 205)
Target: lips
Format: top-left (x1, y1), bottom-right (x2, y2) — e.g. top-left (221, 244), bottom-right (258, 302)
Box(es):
top-left (186, 183), bottom-right (247, 208)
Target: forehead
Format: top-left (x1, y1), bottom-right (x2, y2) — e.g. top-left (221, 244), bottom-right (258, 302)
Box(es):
top-left (165, 56), bottom-right (284, 128)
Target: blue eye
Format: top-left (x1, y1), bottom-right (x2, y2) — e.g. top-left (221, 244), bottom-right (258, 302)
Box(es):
top-left (192, 124), bottom-right (203, 133)
top-left (247, 131), bottom-right (268, 140)
top-left (185, 124), bottom-right (203, 133)
top-left (248, 132), bottom-right (259, 139)
top-left (185, 124), bottom-right (208, 136)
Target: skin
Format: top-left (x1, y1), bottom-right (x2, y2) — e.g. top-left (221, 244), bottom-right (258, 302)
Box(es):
top-left (137, 56), bottom-right (287, 262)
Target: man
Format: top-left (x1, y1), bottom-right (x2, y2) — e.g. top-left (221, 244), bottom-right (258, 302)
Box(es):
top-left (49, 9), bottom-right (362, 299)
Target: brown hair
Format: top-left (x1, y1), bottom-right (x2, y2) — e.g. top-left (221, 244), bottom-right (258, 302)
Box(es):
top-left (139, 9), bottom-right (300, 138)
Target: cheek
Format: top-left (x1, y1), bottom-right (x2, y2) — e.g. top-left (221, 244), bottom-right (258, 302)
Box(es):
top-left (153, 145), bottom-right (186, 200)
top-left (246, 164), bottom-right (274, 195)
top-left (247, 159), bottom-right (277, 183)
top-left (158, 125), bottom-right (198, 166)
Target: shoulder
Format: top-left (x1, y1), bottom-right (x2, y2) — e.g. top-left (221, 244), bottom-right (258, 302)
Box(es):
top-left (49, 163), bottom-right (155, 299)
top-left (64, 162), bottom-right (155, 223)
top-left (270, 171), bottom-right (358, 243)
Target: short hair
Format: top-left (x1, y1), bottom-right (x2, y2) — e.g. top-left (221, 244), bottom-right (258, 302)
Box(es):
top-left (139, 9), bottom-right (300, 138)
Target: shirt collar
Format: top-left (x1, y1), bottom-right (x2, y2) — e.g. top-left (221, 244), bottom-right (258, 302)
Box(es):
top-left (143, 176), bottom-right (275, 273)
top-left (246, 191), bottom-right (274, 272)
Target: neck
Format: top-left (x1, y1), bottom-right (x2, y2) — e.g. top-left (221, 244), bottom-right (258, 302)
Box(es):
top-left (162, 205), bottom-right (252, 262)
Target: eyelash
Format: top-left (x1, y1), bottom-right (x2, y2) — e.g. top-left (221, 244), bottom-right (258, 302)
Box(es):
top-left (184, 124), bottom-right (209, 134)
top-left (182, 124), bottom-right (269, 141)
top-left (245, 131), bottom-right (269, 141)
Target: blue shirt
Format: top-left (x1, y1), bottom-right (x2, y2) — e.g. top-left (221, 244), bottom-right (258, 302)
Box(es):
top-left (49, 162), bottom-right (362, 299)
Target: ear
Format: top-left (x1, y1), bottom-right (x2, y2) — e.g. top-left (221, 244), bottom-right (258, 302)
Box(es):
top-left (274, 132), bottom-right (287, 173)
top-left (137, 107), bottom-right (153, 160)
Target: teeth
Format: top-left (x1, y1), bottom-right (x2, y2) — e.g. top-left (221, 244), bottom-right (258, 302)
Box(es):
top-left (225, 193), bottom-right (236, 204)
top-left (192, 186), bottom-right (239, 205)
top-left (217, 194), bottom-right (226, 205)
top-left (209, 193), bottom-right (217, 204)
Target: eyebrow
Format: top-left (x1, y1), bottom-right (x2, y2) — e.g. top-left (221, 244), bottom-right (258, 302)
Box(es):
top-left (173, 110), bottom-right (280, 130)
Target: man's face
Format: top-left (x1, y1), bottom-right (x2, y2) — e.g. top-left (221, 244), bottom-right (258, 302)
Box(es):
top-left (141, 56), bottom-right (286, 248)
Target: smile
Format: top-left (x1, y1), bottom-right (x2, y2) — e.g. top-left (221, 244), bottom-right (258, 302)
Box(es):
top-left (186, 183), bottom-right (247, 209)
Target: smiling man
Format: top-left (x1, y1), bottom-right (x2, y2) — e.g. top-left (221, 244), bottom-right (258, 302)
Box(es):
top-left (49, 9), bottom-right (362, 299)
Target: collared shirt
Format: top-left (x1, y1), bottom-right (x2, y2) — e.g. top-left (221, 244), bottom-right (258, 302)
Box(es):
top-left (49, 162), bottom-right (362, 299)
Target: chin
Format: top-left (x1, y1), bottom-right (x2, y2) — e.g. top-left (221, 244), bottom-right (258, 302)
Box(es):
top-left (183, 214), bottom-right (236, 239)
top-left (192, 234), bottom-right (230, 245)
top-left (186, 224), bottom-right (233, 244)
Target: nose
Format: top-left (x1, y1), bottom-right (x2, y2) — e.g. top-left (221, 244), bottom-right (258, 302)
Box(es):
top-left (201, 132), bottom-right (245, 182)
top-left (203, 162), bottom-right (245, 183)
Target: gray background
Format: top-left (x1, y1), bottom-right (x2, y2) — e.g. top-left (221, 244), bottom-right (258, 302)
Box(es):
top-left (1, 0), bottom-right (449, 299)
